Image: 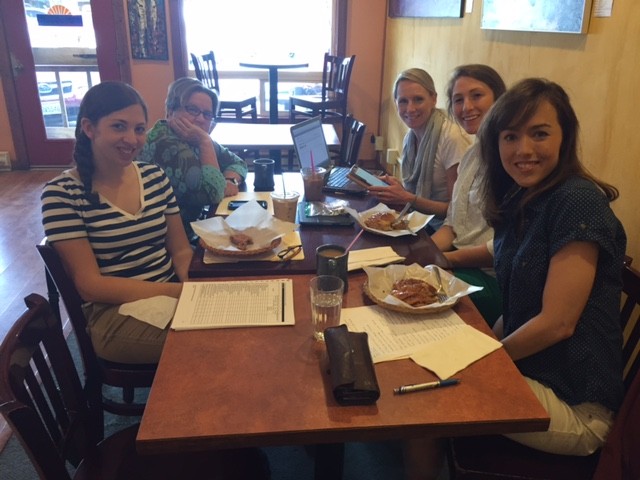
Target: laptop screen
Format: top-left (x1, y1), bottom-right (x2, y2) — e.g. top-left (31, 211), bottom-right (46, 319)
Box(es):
top-left (290, 116), bottom-right (332, 170)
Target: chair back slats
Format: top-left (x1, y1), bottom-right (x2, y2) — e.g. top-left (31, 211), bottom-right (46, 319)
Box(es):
top-left (200, 51), bottom-right (221, 93)
top-left (290, 53), bottom-right (355, 122)
top-left (0, 294), bottom-right (101, 478)
top-left (621, 264), bottom-right (640, 391)
top-left (340, 114), bottom-right (366, 167)
top-left (36, 241), bottom-right (155, 418)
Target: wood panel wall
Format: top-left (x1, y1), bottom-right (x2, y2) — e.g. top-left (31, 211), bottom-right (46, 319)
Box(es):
top-left (380, 3), bottom-right (640, 264)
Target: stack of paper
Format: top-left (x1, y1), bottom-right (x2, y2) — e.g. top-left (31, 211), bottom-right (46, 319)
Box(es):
top-left (342, 306), bottom-right (502, 379)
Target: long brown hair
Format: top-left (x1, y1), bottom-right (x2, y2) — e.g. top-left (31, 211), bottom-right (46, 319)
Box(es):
top-left (478, 78), bottom-right (618, 229)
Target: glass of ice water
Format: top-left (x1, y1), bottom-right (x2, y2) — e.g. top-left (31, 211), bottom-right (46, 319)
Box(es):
top-left (310, 275), bottom-right (344, 341)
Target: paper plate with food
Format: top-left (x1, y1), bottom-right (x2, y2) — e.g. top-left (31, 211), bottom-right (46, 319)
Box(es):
top-left (191, 200), bottom-right (297, 257)
top-left (363, 263), bottom-right (482, 314)
top-left (344, 203), bottom-right (433, 237)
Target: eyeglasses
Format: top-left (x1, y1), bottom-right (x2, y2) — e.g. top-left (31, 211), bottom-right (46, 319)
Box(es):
top-left (277, 245), bottom-right (302, 262)
top-left (182, 104), bottom-right (215, 121)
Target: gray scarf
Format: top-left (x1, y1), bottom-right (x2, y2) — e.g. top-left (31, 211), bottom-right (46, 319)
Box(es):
top-left (401, 108), bottom-right (446, 201)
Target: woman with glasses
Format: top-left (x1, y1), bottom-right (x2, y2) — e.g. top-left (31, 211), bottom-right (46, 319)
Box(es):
top-left (139, 77), bottom-right (248, 240)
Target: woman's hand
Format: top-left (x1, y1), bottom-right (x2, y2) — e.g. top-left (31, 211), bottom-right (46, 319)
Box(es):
top-left (169, 116), bottom-right (209, 146)
top-left (367, 175), bottom-right (414, 206)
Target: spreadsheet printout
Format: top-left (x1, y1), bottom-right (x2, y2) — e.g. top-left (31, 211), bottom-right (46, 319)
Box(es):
top-left (172, 279), bottom-right (295, 330)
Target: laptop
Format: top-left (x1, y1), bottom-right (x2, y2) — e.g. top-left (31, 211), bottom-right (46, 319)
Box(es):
top-left (290, 116), bottom-right (367, 196)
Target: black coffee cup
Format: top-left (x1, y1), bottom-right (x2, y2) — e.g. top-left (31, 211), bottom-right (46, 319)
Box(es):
top-left (253, 158), bottom-right (275, 191)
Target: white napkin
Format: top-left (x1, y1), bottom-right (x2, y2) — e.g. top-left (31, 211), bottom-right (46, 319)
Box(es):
top-left (118, 296), bottom-right (178, 329)
top-left (410, 324), bottom-right (503, 379)
top-left (347, 247), bottom-right (405, 271)
top-left (191, 200), bottom-right (297, 253)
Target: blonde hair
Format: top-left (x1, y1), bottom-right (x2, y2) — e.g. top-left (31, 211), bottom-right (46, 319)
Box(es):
top-left (393, 68), bottom-right (436, 99)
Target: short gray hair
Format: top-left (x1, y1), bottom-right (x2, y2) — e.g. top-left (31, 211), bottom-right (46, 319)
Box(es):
top-left (164, 77), bottom-right (219, 117)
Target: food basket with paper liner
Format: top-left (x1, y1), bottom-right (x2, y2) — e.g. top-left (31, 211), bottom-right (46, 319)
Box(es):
top-left (363, 263), bottom-right (482, 314)
top-left (344, 203), bottom-right (433, 237)
top-left (191, 200), bottom-right (298, 257)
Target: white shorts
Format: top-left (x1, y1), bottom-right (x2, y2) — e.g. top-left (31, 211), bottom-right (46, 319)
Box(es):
top-left (505, 377), bottom-right (614, 456)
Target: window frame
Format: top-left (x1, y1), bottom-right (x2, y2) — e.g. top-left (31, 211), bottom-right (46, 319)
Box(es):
top-left (169, 0), bottom-right (347, 112)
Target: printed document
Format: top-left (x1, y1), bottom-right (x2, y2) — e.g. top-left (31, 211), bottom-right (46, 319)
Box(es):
top-left (172, 279), bottom-right (295, 330)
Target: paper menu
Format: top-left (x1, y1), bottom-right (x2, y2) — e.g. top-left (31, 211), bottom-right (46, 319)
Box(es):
top-left (172, 279), bottom-right (295, 330)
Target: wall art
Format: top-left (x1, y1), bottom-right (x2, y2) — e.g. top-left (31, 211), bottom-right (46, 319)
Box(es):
top-left (389, 0), bottom-right (464, 18)
top-left (481, 0), bottom-right (592, 34)
top-left (128, 0), bottom-right (169, 60)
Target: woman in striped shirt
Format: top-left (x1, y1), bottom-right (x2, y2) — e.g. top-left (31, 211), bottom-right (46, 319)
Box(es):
top-left (41, 82), bottom-right (193, 364)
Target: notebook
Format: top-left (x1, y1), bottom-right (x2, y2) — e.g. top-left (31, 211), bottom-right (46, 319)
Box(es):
top-left (290, 116), bottom-right (367, 196)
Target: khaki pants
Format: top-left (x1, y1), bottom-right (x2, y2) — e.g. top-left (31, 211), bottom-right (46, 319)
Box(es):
top-left (506, 377), bottom-right (614, 456)
top-left (83, 302), bottom-right (168, 364)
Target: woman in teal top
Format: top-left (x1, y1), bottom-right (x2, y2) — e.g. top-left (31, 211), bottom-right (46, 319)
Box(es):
top-left (138, 77), bottom-right (248, 239)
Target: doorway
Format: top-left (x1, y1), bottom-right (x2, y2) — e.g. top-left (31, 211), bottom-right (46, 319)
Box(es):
top-left (0, 0), bottom-right (129, 168)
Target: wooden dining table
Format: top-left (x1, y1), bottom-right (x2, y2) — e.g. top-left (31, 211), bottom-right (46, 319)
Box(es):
top-left (136, 273), bottom-right (549, 477)
top-left (189, 172), bottom-right (448, 278)
top-left (138, 177), bottom-right (550, 478)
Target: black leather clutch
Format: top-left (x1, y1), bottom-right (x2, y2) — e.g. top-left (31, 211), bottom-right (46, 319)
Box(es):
top-left (324, 324), bottom-right (380, 406)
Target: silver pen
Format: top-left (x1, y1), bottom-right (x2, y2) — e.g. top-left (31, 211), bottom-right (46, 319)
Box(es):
top-left (393, 378), bottom-right (460, 395)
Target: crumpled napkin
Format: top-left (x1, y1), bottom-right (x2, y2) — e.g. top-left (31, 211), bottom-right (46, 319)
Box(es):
top-left (347, 247), bottom-right (405, 271)
top-left (191, 200), bottom-right (297, 252)
top-left (410, 324), bottom-right (503, 379)
top-left (118, 296), bottom-right (178, 329)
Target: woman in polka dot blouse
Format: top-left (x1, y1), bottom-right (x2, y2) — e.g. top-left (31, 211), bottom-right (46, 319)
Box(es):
top-left (478, 78), bottom-right (626, 456)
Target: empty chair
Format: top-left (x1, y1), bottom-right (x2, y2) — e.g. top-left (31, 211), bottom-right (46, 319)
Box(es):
top-left (338, 114), bottom-right (366, 167)
top-left (0, 293), bottom-right (270, 480)
top-left (36, 240), bottom-right (155, 427)
top-left (289, 53), bottom-right (355, 123)
top-left (447, 261), bottom-right (640, 480)
top-left (192, 51), bottom-right (258, 123)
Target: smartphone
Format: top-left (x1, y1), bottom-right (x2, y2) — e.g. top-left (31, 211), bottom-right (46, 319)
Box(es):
top-left (227, 200), bottom-right (268, 210)
top-left (347, 165), bottom-right (388, 188)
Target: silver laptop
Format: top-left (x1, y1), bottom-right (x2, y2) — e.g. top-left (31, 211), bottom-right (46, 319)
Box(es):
top-left (290, 116), bottom-right (367, 196)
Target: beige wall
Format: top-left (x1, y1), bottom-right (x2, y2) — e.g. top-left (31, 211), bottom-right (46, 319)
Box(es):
top-left (380, 4), bottom-right (640, 264)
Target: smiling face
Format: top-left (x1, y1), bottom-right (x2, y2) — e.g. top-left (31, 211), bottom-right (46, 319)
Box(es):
top-left (82, 104), bottom-right (147, 169)
top-left (451, 76), bottom-right (496, 135)
top-left (498, 100), bottom-right (563, 188)
top-left (395, 80), bottom-right (437, 132)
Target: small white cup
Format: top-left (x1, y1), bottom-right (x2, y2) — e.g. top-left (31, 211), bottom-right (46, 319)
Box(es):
top-left (270, 191), bottom-right (299, 223)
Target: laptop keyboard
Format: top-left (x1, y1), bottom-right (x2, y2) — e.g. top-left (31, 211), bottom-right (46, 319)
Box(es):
top-left (328, 167), bottom-right (351, 187)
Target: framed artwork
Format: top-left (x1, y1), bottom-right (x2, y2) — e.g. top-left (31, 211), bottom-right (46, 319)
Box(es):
top-left (389, 0), bottom-right (464, 18)
top-left (128, 0), bottom-right (169, 60)
top-left (481, 0), bottom-right (593, 34)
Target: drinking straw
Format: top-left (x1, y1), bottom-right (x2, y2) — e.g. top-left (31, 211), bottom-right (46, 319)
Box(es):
top-left (310, 151), bottom-right (316, 171)
top-left (345, 228), bottom-right (364, 253)
top-left (281, 174), bottom-right (287, 198)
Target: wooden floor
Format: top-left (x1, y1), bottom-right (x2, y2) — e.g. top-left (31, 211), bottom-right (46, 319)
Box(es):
top-left (0, 169), bottom-right (64, 340)
top-left (0, 169), bottom-right (64, 449)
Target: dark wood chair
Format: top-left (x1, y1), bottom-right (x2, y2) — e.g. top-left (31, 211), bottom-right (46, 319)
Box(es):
top-left (289, 53), bottom-right (355, 123)
top-left (36, 241), bottom-right (156, 428)
top-left (447, 261), bottom-right (640, 480)
top-left (338, 114), bottom-right (366, 167)
top-left (191, 51), bottom-right (258, 123)
top-left (0, 294), bottom-right (270, 480)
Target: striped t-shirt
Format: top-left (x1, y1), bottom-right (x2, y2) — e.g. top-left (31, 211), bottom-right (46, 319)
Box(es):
top-left (41, 162), bottom-right (180, 283)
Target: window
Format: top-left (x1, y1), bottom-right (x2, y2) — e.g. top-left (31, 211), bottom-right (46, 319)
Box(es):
top-left (177, 0), bottom-right (342, 117)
